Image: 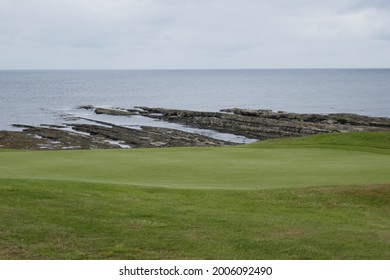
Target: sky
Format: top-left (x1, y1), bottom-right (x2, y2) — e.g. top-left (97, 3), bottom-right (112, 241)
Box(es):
top-left (0, 0), bottom-right (389, 69)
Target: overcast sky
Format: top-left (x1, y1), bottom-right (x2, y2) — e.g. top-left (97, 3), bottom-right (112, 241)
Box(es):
top-left (1, 0), bottom-right (389, 69)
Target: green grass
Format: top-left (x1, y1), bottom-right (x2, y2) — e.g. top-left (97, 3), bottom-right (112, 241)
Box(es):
top-left (1, 132), bottom-right (390, 189)
top-left (246, 131), bottom-right (390, 154)
top-left (0, 132), bottom-right (389, 259)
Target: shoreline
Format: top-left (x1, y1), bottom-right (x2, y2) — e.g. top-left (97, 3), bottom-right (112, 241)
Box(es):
top-left (1, 106), bottom-right (390, 150)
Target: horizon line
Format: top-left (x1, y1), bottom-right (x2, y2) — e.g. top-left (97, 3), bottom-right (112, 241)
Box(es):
top-left (1, 67), bottom-right (390, 71)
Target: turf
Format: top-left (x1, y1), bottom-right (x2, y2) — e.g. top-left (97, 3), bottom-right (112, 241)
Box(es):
top-left (0, 132), bottom-right (389, 259)
top-left (0, 132), bottom-right (390, 189)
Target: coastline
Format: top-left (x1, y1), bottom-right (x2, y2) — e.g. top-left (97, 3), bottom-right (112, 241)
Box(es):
top-left (1, 106), bottom-right (389, 150)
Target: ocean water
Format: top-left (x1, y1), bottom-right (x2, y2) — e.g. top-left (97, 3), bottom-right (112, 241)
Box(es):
top-left (1, 69), bottom-right (389, 133)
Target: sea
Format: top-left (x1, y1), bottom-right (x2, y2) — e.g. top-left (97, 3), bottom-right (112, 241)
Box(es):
top-left (1, 69), bottom-right (389, 142)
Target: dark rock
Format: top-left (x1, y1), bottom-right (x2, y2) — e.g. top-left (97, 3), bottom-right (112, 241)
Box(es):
top-left (77, 105), bottom-right (95, 110)
top-left (71, 124), bottom-right (232, 148)
top-left (3, 106), bottom-right (389, 151)
top-left (94, 108), bottom-right (137, 116)
top-left (0, 127), bottom-right (119, 150)
top-left (136, 107), bottom-right (390, 140)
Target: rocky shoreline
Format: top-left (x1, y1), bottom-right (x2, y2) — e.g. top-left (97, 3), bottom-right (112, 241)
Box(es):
top-left (1, 106), bottom-right (389, 150)
top-left (137, 107), bottom-right (390, 139)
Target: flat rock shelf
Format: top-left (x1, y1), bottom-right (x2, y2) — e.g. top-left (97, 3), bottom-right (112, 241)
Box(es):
top-left (1, 106), bottom-right (389, 150)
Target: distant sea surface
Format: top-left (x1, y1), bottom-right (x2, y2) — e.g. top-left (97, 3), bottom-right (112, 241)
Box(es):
top-left (1, 69), bottom-right (389, 131)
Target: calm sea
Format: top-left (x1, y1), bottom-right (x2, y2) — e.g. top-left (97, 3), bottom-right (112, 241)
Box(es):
top-left (1, 69), bottom-right (389, 131)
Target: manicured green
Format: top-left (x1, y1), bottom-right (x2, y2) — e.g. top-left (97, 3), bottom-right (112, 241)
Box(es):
top-left (0, 132), bottom-right (389, 259)
top-left (1, 132), bottom-right (390, 189)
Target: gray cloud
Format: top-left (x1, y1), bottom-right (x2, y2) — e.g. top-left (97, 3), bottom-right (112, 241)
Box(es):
top-left (0, 0), bottom-right (389, 69)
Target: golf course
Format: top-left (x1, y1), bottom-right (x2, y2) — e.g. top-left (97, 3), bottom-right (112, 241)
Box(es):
top-left (1, 132), bottom-right (389, 259)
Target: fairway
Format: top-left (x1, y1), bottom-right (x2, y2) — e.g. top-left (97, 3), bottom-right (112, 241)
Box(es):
top-left (1, 132), bottom-right (389, 259)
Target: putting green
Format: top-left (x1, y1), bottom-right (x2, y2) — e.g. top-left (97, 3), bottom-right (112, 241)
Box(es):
top-left (1, 132), bottom-right (389, 189)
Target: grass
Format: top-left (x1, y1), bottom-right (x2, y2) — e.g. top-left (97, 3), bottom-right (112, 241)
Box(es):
top-left (0, 132), bottom-right (389, 259)
top-left (1, 132), bottom-right (390, 189)
top-left (246, 131), bottom-right (390, 154)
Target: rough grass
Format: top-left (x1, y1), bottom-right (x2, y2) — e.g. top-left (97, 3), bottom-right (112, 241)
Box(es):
top-left (0, 179), bottom-right (389, 259)
top-left (0, 132), bottom-right (389, 259)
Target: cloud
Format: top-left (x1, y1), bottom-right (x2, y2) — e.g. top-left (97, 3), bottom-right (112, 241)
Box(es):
top-left (0, 0), bottom-right (389, 69)
top-left (348, 0), bottom-right (390, 10)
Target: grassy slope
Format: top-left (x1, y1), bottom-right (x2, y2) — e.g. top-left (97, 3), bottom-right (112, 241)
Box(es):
top-left (0, 132), bottom-right (389, 259)
top-left (245, 131), bottom-right (390, 153)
